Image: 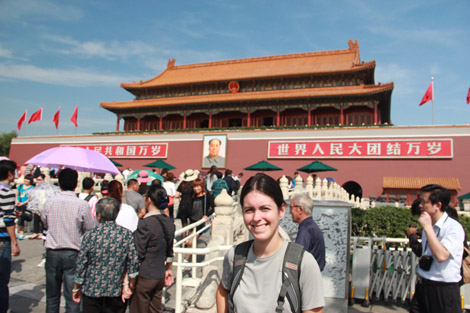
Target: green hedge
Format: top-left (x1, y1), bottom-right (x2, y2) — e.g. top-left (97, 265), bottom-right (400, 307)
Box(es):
top-left (351, 206), bottom-right (470, 239)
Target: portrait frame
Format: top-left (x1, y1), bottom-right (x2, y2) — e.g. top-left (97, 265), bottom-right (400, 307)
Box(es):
top-left (202, 134), bottom-right (227, 169)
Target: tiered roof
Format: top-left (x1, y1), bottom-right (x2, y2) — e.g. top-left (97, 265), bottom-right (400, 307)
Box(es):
top-left (102, 83), bottom-right (393, 110)
top-left (101, 40), bottom-right (392, 116)
top-left (120, 40), bottom-right (370, 91)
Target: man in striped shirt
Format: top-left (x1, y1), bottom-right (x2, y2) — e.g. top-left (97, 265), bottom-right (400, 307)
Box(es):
top-left (41, 168), bottom-right (95, 313)
top-left (0, 159), bottom-right (21, 313)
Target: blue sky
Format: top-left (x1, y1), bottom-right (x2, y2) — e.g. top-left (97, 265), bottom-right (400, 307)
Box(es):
top-left (1, 0), bottom-right (469, 136)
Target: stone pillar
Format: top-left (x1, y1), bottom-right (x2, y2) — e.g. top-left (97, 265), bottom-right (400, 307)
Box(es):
top-left (43, 167), bottom-right (51, 184)
top-left (76, 172), bottom-right (88, 193)
top-left (279, 175), bottom-right (289, 200)
top-left (212, 189), bottom-right (235, 245)
top-left (115, 173), bottom-right (124, 186)
top-left (104, 173), bottom-right (113, 182)
top-left (313, 177), bottom-right (322, 200)
top-left (306, 175), bottom-right (314, 198)
top-left (293, 175), bottom-right (303, 194)
top-left (321, 178), bottom-right (328, 200)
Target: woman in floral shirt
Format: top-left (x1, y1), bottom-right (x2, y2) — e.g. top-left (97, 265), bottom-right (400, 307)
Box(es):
top-left (72, 197), bottom-right (139, 313)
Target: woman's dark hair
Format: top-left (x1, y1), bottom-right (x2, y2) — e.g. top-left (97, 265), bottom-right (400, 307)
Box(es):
top-left (95, 197), bottom-right (120, 222)
top-left (24, 174), bottom-right (35, 186)
top-left (100, 180), bottom-right (109, 195)
top-left (108, 180), bottom-right (123, 204)
top-left (138, 183), bottom-right (149, 196)
top-left (166, 172), bottom-right (174, 182)
top-left (151, 179), bottom-right (162, 187)
top-left (145, 184), bottom-right (169, 210)
top-left (192, 178), bottom-right (206, 195)
top-left (209, 165), bottom-right (218, 175)
top-left (240, 173), bottom-right (285, 210)
top-left (410, 198), bottom-right (423, 216)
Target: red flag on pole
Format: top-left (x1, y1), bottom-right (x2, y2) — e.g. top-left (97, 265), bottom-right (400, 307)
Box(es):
top-left (17, 110), bottom-right (27, 131)
top-left (28, 108), bottom-right (43, 124)
top-left (53, 109), bottom-right (60, 129)
top-left (467, 84), bottom-right (470, 105)
top-left (71, 105), bottom-right (78, 127)
top-left (419, 82), bottom-right (433, 106)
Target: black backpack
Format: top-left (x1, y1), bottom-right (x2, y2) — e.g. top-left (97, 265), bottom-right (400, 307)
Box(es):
top-left (229, 240), bottom-right (304, 313)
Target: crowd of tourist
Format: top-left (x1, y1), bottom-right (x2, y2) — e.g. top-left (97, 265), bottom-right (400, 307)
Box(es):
top-left (3, 157), bottom-right (464, 313)
top-left (0, 161), bottom-right (245, 313)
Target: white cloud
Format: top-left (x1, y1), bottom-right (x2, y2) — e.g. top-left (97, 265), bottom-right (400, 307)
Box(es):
top-left (0, 47), bottom-right (13, 59)
top-left (42, 34), bottom-right (159, 60)
top-left (0, 63), bottom-right (126, 87)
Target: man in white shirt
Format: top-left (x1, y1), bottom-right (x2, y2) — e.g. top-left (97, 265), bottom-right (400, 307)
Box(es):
top-left (410, 184), bottom-right (464, 313)
top-left (78, 177), bottom-right (98, 221)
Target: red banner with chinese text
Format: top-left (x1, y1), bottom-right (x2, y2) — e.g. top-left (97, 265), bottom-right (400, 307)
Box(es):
top-left (268, 139), bottom-right (452, 159)
top-left (67, 143), bottom-right (168, 158)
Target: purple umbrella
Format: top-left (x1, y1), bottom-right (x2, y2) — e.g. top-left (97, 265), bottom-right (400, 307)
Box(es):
top-left (25, 146), bottom-right (120, 174)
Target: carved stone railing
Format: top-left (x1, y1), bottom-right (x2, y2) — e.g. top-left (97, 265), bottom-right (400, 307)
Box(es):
top-left (279, 175), bottom-right (369, 209)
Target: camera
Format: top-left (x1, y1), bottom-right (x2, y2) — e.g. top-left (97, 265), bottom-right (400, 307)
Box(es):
top-left (419, 255), bottom-right (433, 271)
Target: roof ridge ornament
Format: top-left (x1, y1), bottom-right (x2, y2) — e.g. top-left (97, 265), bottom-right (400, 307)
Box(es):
top-left (348, 39), bottom-right (360, 65)
top-left (167, 58), bottom-right (176, 69)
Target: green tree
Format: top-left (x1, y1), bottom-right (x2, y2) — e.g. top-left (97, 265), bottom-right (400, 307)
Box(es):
top-left (0, 131), bottom-right (17, 157)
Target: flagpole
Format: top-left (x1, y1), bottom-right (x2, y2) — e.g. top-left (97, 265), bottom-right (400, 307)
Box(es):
top-left (431, 76), bottom-right (434, 125)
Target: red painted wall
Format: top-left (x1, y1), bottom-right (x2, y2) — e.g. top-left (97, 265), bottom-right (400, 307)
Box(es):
top-left (9, 126), bottom-right (470, 199)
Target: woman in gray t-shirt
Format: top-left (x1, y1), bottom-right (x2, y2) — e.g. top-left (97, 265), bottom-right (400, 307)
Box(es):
top-left (216, 174), bottom-right (325, 313)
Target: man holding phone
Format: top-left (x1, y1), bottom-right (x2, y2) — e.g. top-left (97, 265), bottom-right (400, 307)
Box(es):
top-left (410, 184), bottom-right (464, 313)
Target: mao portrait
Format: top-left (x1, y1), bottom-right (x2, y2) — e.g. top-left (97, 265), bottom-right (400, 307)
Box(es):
top-left (202, 135), bottom-right (227, 168)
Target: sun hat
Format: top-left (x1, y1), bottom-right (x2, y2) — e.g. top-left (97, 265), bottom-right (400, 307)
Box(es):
top-left (183, 169), bottom-right (198, 182)
top-left (136, 170), bottom-right (153, 184)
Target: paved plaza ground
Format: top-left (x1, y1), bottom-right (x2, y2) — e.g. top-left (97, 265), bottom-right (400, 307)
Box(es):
top-left (8, 233), bottom-right (410, 313)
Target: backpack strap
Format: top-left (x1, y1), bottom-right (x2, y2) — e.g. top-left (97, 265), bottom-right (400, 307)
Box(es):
top-left (84, 193), bottom-right (94, 202)
top-left (276, 242), bottom-right (304, 313)
top-left (228, 240), bottom-right (253, 313)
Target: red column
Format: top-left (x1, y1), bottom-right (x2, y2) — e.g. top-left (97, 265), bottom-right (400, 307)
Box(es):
top-left (183, 113), bottom-right (187, 129)
top-left (209, 112), bottom-right (212, 128)
top-left (116, 117), bottom-right (120, 132)
top-left (374, 103), bottom-right (378, 124)
top-left (159, 115), bottom-right (163, 130)
top-left (137, 116), bottom-right (141, 131)
top-left (340, 106), bottom-right (344, 125)
top-left (308, 106), bottom-right (311, 126)
top-left (277, 108), bottom-right (280, 126)
top-left (247, 110), bottom-right (251, 127)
